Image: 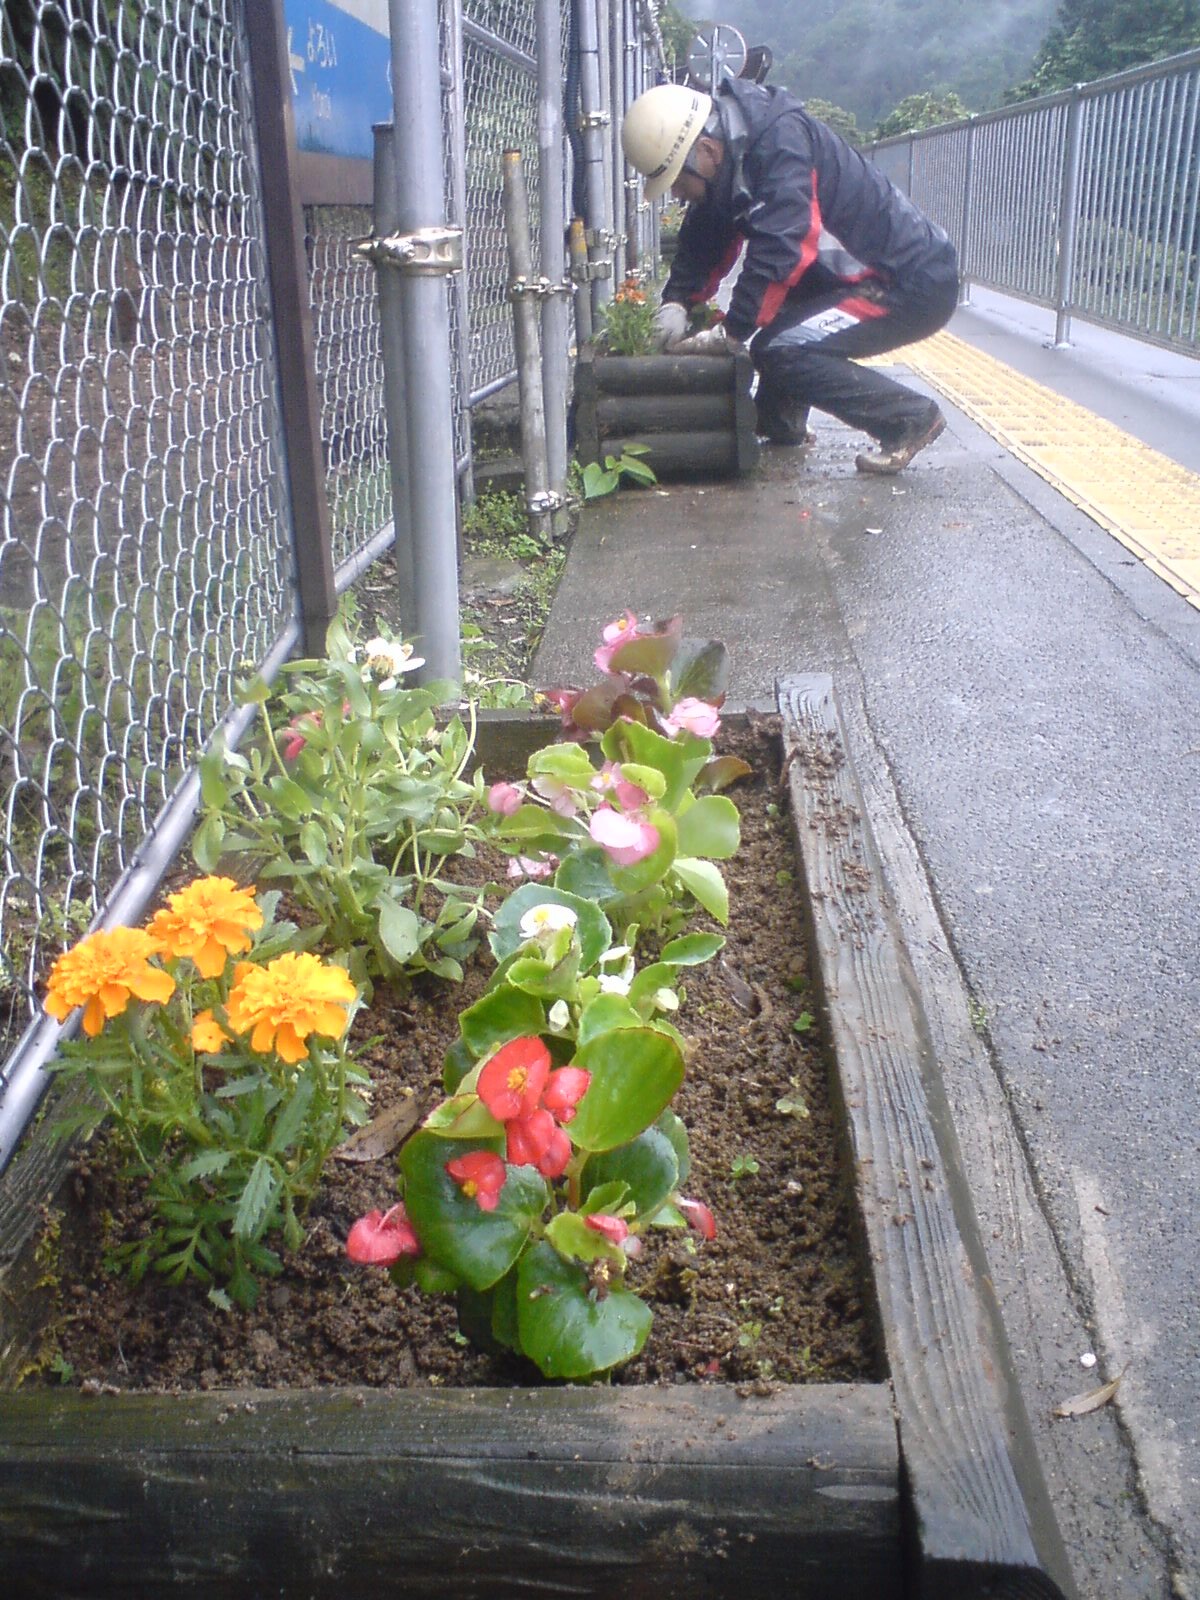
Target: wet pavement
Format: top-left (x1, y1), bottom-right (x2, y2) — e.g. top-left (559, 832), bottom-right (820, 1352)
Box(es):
top-left (533, 304), bottom-right (1200, 1599)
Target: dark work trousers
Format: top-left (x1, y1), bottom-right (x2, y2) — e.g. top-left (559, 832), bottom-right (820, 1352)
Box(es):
top-left (752, 275), bottom-right (959, 445)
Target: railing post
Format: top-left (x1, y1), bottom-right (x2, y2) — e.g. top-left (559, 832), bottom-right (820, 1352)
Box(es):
top-left (1054, 86), bottom-right (1086, 347)
top-left (536, 0), bottom-right (570, 523)
top-left (906, 131), bottom-right (915, 194)
top-left (383, 0), bottom-right (461, 687)
top-left (244, 0), bottom-right (336, 656)
top-left (958, 116), bottom-right (977, 305)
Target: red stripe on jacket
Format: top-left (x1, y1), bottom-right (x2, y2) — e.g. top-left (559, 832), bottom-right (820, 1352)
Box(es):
top-left (693, 235), bottom-right (745, 305)
top-left (756, 168), bottom-right (823, 328)
top-left (837, 294), bottom-right (888, 320)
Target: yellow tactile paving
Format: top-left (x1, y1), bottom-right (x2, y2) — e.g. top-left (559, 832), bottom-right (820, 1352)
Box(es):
top-left (873, 330), bottom-right (1200, 610)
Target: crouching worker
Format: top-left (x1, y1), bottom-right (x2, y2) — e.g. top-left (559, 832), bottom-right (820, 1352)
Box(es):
top-left (621, 81), bottom-right (959, 474)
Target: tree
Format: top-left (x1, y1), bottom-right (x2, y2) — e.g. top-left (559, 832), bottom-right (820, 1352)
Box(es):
top-left (655, 2), bottom-right (698, 77)
top-left (1007, 0), bottom-right (1200, 100)
top-left (872, 90), bottom-right (969, 141)
top-left (803, 97), bottom-right (862, 147)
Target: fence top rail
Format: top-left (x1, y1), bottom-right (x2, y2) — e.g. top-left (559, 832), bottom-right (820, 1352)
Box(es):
top-left (868, 44), bottom-right (1200, 153)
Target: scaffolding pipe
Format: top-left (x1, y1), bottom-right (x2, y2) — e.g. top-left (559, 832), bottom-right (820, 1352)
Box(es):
top-left (574, 0), bottom-right (613, 319)
top-left (387, 0), bottom-right (462, 687)
top-left (569, 216), bottom-right (593, 343)
top-left (372, 124), bottom-right (417, 637)
top-left (502, 149), bottom-right (553, 544)
top-left (536, 0), bottom-right (570, 520)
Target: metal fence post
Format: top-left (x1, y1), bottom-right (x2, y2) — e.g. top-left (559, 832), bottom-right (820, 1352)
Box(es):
top-left (502, 149), bottom-right (553, 542)
top-left (536, 0), bottom-right (570, 523)
top-left (384, 0), bottom-right (461, 687)
top-left (959, 116), bottom-right (977, 305)
top-left (371, 124), bottom-right (416, 638)
top-left (445, 0), bottom-right (475, 503)
top-left (575, 0), bottom-right (613, 320)
top-left (1054, 87), bottom-right (1086, 347)
top-left (245, 0), bottom-right (337, 656)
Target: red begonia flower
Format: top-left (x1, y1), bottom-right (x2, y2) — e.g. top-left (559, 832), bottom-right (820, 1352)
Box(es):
top-left (584, 1213), bottom-right (629, 1245)
top-left (677, 1196), bottom-right (717, 1240)
top-left (345, 1202), bottom-right (420, 1265)
top-left (477, 1036), bottom-right (551, 1122)
top-left (507, 1109), bottom-right (571, 1179)
top-left (446, 1150), bottom-right (507, 1212)
top-left (542, 1066), bottom-right (591, 1124)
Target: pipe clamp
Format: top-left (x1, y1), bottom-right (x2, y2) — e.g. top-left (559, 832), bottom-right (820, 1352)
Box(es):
top-left (357, 225), bottom-right (464, 275)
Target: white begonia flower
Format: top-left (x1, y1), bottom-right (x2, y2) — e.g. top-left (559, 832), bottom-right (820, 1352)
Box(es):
top-left (548, 1000), bottom-right (571, 1031)
top-left (598, 972), bottom-right (632, 996)
top-left (598, 944), bottom-right (632, 966)
top-left (361, 636), bottom-right (425, 690)
top-left (518, 902), bottom-right (578, 938)
top-left (653, 987), bottom-right (680, 1013)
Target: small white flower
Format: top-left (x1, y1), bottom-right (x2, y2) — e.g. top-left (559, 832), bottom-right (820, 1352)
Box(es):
top-left (519, 902), bottom-right (578, 938)
top-left (548, 1000), bottom-right (571, 1031)
top-left (653, 987), bottom-right (679, 1013)
top-left (361, 636), bottom-right (425, 688)
top-left (598, 944), bottom-right (632, 966)
top-left (598, 972), bottom-right (632, 996)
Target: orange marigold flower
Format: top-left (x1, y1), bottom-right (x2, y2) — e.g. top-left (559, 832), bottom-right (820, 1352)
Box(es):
top-left (191, 1009), bottom-right (232, 1055)
top-left (224, 952), bottom-right (357, 1064)
top-left (148, 876), bottom-right (264, 978)
top-left (43, 927), bottom-right (175, 1038)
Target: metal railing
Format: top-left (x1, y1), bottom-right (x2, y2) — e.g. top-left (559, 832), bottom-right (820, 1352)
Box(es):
top-left (0, 0), bottom-right (662, 1161)
top-left (868, 49), bottom-right (1200, 352)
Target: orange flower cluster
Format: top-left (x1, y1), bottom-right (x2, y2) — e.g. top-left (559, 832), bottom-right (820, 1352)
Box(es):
top-left (43, 927), bottom-right (175, 1038)
top-left (148, 876), bottom-right (263, 977)
top-left (225, 951), bottom-right (358, 1064)
top-left (615, 277), bottom-right (646, 305)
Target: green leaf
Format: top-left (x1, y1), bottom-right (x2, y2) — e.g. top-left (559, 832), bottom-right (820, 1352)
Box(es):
top-left (299, 820), bottom-right (328, 866)
top-left (580, 1127), bottom-right (679, 1220)
top-left (696, 754), bottom-right (752, 793)
top-left (178, 1149), bottom-right (234, 1183)
top-left (577, 992), bottom-right (642, 1046)
top-left (442, 1036), bottom-right (476, 1093)
top-left (376, 897), bottom-right (423, 963)
top-left (608, 809), bottom-right (677, 896)
top-left (266, 1073), bottom-right (315, 1155)
top-left (517, 1241), bottom-right (652, 1378)
top-left (266, 775), bottom-right (313, 821)
top-left (675, 794), bottom-right (740, 860)
top-left (582, 462), bottom-right (619, 499)
top-left (198, 752), bottom-right (230, 809)
top-left (655, 1108), bottom-right (692, 1188)
top-left (233, 1156), bottom-right (279, 1242)
top-left (422, 1094), bottom-right (505, 1141)
top-left (458, 987), bottom-right (546, 1059)
top-left (553, 847), bottom-right (621, 904)
top-left (568, 1027), bottom-right (685, 1152)
top-left (671, 639), bottom-right (731, 704)
top-left (400, 1133), bottom-right (547, 1292)
top-left (192, 813), bottom-right (226, 874)
top-left (579, 1180), bottom-right (631, 1215)
top-left (659, 931), bottom-right (725, 966)
top-left (600, 718), bottom-right (689, 810)
top-left (414, 1257), bottom-right (461, 1295)
top-left (545, 1211), bottom-right (625, 1265)
top-left (489, 885), bottom-right (612, 970)
top-left (608, 629), bottom-right (680, 681)
top-left (526, 744), bottom-right (596, 782)
top-left (671, 857), bottom-right (729, 924)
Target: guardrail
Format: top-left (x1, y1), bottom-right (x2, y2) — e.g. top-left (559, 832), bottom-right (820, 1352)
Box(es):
top-left (868, 48), bottom-right (1200, 352)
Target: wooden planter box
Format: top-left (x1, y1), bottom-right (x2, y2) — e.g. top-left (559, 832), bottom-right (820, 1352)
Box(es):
top-left (574, 344), bottom-right (760, 479)
top-left (0, 693), bottom-right (1071, 1598)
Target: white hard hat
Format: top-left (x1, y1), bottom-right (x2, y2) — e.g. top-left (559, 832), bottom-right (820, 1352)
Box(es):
top-left (622, 84), bottom-right (714, 200)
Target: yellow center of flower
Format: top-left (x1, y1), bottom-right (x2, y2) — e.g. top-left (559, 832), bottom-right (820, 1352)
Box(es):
top-left (462, 1180), bottom-right (478, 1198)
top-left (507, 1067), bottom-right (527, 1093)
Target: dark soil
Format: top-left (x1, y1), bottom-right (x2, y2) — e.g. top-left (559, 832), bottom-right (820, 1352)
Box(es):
top-left (34, 719), bottom-right (878, 1393)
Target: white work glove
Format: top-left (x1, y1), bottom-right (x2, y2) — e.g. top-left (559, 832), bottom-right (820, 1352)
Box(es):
top-left (651, 301), bottom-right (689, 351)
top-left (671, 323), bottom-right (742, 357)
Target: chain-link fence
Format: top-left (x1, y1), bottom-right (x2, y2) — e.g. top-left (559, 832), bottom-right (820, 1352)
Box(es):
top-left (0, 0), bottom-right (663, 1151)
top-left (869, 48), bottom-right (1200, 352)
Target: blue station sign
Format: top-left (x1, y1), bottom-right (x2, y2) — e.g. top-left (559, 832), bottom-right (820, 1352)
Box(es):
top-left (283, 0), bottom-right (393, 161)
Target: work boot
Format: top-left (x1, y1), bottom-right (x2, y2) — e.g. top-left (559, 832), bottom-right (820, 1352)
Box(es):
top-left (855, 403), bottom-right (945, 475)
top-left (757, 400), bottom-right (816, 447)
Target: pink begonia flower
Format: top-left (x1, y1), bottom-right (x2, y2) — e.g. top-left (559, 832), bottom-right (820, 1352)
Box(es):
top-left (594, 611), bottom-right (644, 674)
top-left (446, 1150), bottom-right (507, 1212)
top-left (540, 687), bottom-right (581, 730)
top-left (346, 1202), bottom-right (421, 1265)
top-left (486, 781), bottom-right (523, 816)
top-left (506, 854), bottom-right (555, 880)
top-left (531, 773), bottom-right (580, 817)
top-left (589, 805), bottom-right (659, 866)
top-left (584, 1213), bottom-right (629, 1245)
top-left (662, 697), bottom-right (721, 739)
top-left (280, 710), bottom-right (322, 762)
top-left (591, 762), bottom-right (649, 813)
top-left (677, 1196), bottom-right (717, 1241)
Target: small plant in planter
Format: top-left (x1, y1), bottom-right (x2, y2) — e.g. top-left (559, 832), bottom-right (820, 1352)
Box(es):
top-left (595, 274), bottom-right (658, 356)
top-left (43, 881), bottom-right (367, 1307)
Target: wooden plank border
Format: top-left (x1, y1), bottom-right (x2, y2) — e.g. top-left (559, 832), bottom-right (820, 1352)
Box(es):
top-left (778, 674), bottom-right (1075, 1600)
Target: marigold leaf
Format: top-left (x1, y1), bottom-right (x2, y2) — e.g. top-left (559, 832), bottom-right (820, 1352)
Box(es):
top-left (233, 1156), bottom-right (279, 1242)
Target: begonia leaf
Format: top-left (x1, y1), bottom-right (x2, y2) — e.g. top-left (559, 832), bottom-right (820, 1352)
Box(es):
top-left (579, 1179), bottom-right (631, 1215)
top-left (517, 1241), bottom-right (652, 1378)
top-left (671, 639), bottom-right (730, 703)
top-left (656, 1108), bottom-right (692, 1187)
top-left (601, 719), bottom-right (688, 809)
top-left (567, 1027), bottom-right (685, 1152)
top-left (659, 932), bottom-right (725, 966)
top-left (671, 857), bottom-right (729, 924)
top-left (458, 986), bottom-right (546, 1058)
top-left (627, 962), bottom-right (679, 1015)
top-left (697, 754), bottom-right (752, 793)
top-left (554, 847), bottom-right (622, 904)
top-left (422, 1094), bottom-right (504, 1141)
top-left (494, 803), bottom-right (577, 851)
top-left (608, 623), bottom-right (681, 681)
top-left (526, 744), bottom-right (596, 781)
top-left (545, 1211), bottom-right (625, 1265)
top-left (414, 1257), bottom-right (460, 1294)
top-left (675, 793), bottom-right (740, 860)
top-left (503, 950), bottom-right (581, 999)
top-left (577, 992), bottom-right (642, 1046)
top-left (581, 1127), bottom-right (679, 1219)
top-left (489, 885), bottom-right (611, 969)
top-left (400, 1133), bottom-right (547, 1292)
top-left (442, 1036), bottom-right (477, 1093)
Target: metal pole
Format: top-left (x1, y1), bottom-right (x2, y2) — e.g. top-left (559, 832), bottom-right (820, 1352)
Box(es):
top-left (536, 0), bottom-right (570, 528)
top-left (575, 0), bottom-right (612, 320)
top-left (387, 0), bottom-right (462, 687)
top-left (959, 116), bottom-right (977, 305)
top-left (372, 125), bottom-right (416, 637)
top-left (568, 217), bottom-right (593, 343)
top-left (502, 149), bottom-right (553, 544)
top-left (606, 0), bottom-right (625, 286)
top-left (1054, 87), bottom-right (1086, 347)
top-left (445, 0), bottom-right (475, 504)
top-left (244, 0), bottom-right (336, 656)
